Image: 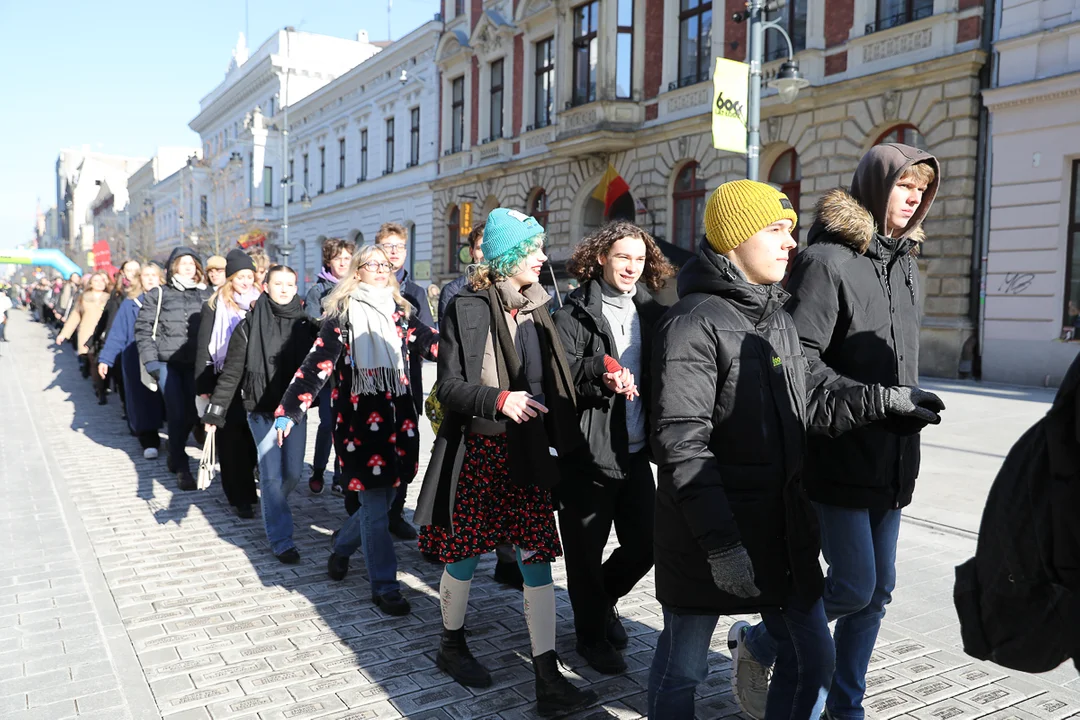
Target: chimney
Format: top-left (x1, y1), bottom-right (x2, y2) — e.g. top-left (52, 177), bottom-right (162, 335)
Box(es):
top-left (357, 30), bottom-right (369, 43)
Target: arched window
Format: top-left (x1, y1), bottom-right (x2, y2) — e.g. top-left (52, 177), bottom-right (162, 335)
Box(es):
top-left (672, 162), bottom-right (706, 251)
top-left (346, 229), bottom-right (363, 245)
top-left (876, 124), bottom-right (928, 151)
top-left (447, 205), bottom-right (461, 272)
top-left (528, 189), bottom-right (549, 229)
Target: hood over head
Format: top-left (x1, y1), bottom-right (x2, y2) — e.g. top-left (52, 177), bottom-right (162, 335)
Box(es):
top-left (164, 247), bottom-right (203, 280)
top-left (850, 143), bottom-right (939, 241)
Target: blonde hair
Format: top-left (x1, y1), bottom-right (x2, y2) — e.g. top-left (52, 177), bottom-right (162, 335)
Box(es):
top-left (247, 249), bottom-right (271, 273)
top-left (322, 245), bottom-right (410, 320)
top-left (207, 270), bottom-right (258, 311)
top-left (899, 162), bottom-right (936, 186)
top-left (132, 264), bottom-right (165, 299)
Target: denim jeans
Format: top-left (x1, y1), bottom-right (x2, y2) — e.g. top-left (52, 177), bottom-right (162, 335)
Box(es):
top-left (648, 599), bottom-right (833, 720)
top-left (312, 385), bottom-right (339, 482)
top-left (248, 413), bottom-right (308, 556)
top-left (333, 485), bottom-right (399, 597)
top-left (744, 504), bottom-right (902, 720)
top-left (157, 362), bottom-right (196, 474)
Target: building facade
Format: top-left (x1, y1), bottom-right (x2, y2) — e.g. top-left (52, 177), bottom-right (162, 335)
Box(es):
top-left (284, 20), bottom-right (443, 292)
top-left (431, 0), bottom-right (988, 378)
top-left (127, 148), bottom-right (199, 262)
top-left (980, 0), bottom-right (1080, 386)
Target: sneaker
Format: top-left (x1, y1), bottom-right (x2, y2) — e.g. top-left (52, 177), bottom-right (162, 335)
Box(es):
top-left (177, 470), bottom-right (197, 492)
top-left (275, 548), bottom-right (301, 564)
top-left (372, 590), bottom-right (411, 616)
top-left (143, 447), bottom-right (159, 460)
top-left (606, 607), bottom-right (629, 650)
top-left (330, 479), bottom-right (345, 495)
top-left (235, 504), bottom-right (255, 519)
top-left (575, 637), bottom-right (627, 674)
top-left (309, 471), bottom-right (324, 495)
top-left (728, 621), bottom-right (771, 720)
top-left (327, 553), bottom-right (349, 581)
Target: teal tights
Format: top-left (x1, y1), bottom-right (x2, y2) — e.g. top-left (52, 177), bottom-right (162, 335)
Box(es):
top-left (445, 549), bottom-right (552, 587)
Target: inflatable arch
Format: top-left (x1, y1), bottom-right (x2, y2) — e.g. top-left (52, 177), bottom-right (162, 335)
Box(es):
top-left (0, 249), bottom-right (83, 279)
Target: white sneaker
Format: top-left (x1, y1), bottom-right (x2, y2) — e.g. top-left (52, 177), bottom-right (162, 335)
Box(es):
top-left (143, 447), bottom-right (159, 460)
top-left (728, 620), bottom-right (771, 720)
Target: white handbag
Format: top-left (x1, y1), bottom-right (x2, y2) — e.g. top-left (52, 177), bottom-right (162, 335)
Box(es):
top-left (197, 429), bottom-right (217, 490)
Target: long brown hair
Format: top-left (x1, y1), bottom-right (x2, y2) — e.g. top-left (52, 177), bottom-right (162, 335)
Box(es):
top-left (566, 221), bottom-right (676, 292)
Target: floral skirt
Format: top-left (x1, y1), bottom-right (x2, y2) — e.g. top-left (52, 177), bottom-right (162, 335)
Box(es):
top-left (418, 433), bottom-right (561, 564)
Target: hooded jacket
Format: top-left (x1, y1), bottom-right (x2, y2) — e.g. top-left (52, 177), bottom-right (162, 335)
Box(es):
top-left (134, 247), bottom-right (212, 368)
top-left (651, 245), bottom-right (823, 615)
top-left (785, 143), bottom-right (939, 511)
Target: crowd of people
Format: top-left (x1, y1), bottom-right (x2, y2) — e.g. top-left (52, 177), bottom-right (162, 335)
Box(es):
top-left (10, 142), bottom-right (954, 719)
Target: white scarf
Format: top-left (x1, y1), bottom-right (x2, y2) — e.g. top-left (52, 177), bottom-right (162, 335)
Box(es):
top-left (347, 284), bottom-right (407, 396)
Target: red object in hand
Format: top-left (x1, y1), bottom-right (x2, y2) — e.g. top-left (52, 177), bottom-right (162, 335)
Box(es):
top-left (496, 391), bottom-right (510, 413)
top-left (603, 355), bottom-right (623, 374)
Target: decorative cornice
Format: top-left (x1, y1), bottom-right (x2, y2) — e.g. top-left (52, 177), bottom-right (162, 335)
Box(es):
top-left (983, 83), bottom-right (1080, 110)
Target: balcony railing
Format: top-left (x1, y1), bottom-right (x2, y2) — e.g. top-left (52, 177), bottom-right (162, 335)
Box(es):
top-left (668, 71), bottom-right (710, 92)
top-left (865, 5), bottom-right (933, 34)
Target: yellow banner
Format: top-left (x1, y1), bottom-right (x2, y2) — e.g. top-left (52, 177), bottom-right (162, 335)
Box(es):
top-left (712, 57), bottom-right (749, 154)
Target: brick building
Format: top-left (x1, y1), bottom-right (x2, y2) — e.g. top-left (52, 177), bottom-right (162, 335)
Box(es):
top-left (431, 0), bottom-right (988, 378)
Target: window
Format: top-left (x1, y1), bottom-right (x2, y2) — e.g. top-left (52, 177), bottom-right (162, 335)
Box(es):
top-left (677, 1), bottom-right (714, 88)
top-left (872, 0), bottom-right (933, 32)
top-left (876, 124), bottom-right (929, 151)
top-left (288, 160), bottom-right (294, 202)
top-left (268, 96), bottom-right (275, 116)
top-left (769, 149), bottom-right (802, 245)
top-left (616, 0), bottom-right (633, 99)
top-left (447, 205), bottom-right (462, 270)
top-left (319, 147), bottom-right (326, 194)
top-left (572, 1), bottom-right (599, 106)
top-left (672, 162), bottom-right (706, 251)
top-left (360, 129), bottom-right (368, 180)
top-left (451, 76), bottom-right (465, 153)
top-left (338, 138), bottom-right (346, 189)
top-left (407, 222), bottom-right (417, 277)
top-left (263, 167), bottom-right (273, 207)
top-left (303, 154), bottom-right (309, 196)
top-left (385, 118), bottom-right (395, 173)
top-left (410, 108), bottom-right (421, 166)
top-left (454, 0), bottom-right (465, 16)
top-left (529, 189), bottom-right (549, 229)
top-left (534, 37), bottom-right (555, 129)
top-left (200, 196), bottom-right (208, 226)
top-left (489, 59), bottom-right (504, 141)
top-left (765, 0), bottom-right (806, 61)
top-left (1064, 161), bottom-right (1080, 332)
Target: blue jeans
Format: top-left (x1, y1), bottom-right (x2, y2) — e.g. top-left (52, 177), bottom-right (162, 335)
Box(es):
top-left (248, 413), bottom-right (308, 556)
top-left (312, 385), bottom-right (339, 482)
top-left (745, 504), bottom-right (902, 720)
top-left (648, 599), bottom-right (833, 720)
top-left (157, 362), bottom-right (196, 473)
top-left (333, 485), bottom-right (399, 597)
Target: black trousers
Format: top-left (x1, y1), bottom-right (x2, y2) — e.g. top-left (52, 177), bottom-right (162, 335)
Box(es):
top-left (558, 450), bottom-right (655, 643)
top-left (217, 399), bottom-right (258, 506)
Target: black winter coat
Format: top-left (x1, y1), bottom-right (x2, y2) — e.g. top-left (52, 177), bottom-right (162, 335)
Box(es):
top-left (652, 245), bottom-right (824, 616)
top-left (135, 283), bottom-right (212, 369)
top-left (553, 279), bottom-right (665, 483)
top-left (304, 276), bottom-right (336, 321)
top-left (438, 273), bottom-right (470, 321)
top-left (787, 143), bottom-right (940, 511)
top-left (398, 269), bottom-right (435, 414)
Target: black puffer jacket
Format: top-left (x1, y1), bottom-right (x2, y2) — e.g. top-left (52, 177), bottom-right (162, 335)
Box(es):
top-left (553, 279), bottom-right (665, 482)
top-left (398, 268), bottom-right (435, 414)
top-left (786, 143), bottom-right (939, 511)
top-left (134, 247), bottom-right (212, 369)
top-left (652, 245), bottom-right (823, 616)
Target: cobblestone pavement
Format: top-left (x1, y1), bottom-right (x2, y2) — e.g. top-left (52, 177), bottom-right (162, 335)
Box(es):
top-left (1, 309), bottom-right (1079, 720)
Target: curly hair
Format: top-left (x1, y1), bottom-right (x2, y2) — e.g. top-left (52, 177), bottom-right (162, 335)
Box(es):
top-left (566, 221), bottom-right (676, 292)
top-left (468, 234), bottom-right (545, 291)
top-left (321, 237), bottom-right (357, 268)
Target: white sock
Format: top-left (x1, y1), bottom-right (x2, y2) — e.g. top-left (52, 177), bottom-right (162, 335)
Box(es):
top-left (440, 569), bottom-right (471, 631)
top-left (523, 582), bottom-right (556, 657)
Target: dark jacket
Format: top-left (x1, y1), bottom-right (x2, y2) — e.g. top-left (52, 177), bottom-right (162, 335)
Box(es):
top-left (98, 295), bottom-right (165, 435)
top-left (414, 284), bottom-right (580, 531)
top-left (553, 279), bottom-right (665, 482)
top-left (786, 143), bottom-right (939, 511)
top-left (438, 273), bottom-right (470, 321)
top-left (304, 275), bottom-right (336, 321)
top-left (652, 245), bottom-right (824, 616)
top-left (398, 268), bottom-right (435, 413)
top-left (193, 303), bottom-right (219, 396)
top-left (954, 353), bottom-right (1080, 674)
top-left (134, 248), bottom-right (212, 369)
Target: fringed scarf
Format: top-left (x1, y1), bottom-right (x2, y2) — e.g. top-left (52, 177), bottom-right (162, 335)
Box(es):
top-left (346, 284), bottom-right (408, 397)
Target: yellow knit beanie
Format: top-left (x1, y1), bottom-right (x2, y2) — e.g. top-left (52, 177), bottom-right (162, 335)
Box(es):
top-left (704, 179), bottom-right (799, 254)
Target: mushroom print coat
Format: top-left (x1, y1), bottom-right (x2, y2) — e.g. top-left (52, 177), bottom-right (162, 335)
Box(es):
top-left (277, 309), bottom-right (438, 491)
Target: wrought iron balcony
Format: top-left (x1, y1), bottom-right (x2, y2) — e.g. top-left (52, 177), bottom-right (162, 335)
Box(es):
top-left (668, 71), bottom-right (710, 92)
top-left (865, 5), bottom-right (933, 35)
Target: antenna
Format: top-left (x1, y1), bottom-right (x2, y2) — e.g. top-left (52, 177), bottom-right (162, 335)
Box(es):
top-left (388, 0), bottom-right (392, 41)
top-left (245, 0), bottom-right (249, 46)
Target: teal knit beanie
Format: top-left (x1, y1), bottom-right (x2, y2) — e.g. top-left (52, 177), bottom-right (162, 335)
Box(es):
top-left (480, 208), bottom-right (545, 261)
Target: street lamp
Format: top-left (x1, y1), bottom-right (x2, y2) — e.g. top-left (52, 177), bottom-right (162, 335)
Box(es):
top-left (300, 191), bottom-right (312, 210)
top-left (733, 0), bottom-right (810, 180)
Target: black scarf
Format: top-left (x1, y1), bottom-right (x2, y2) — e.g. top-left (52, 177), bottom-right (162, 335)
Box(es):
top-left (485, 285), bottom-right (580, 489)
top-left (243, 293), bottom-right (311, 411)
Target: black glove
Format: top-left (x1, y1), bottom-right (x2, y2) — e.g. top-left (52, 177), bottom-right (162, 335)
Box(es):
top-left (881, 386), bottom-right (945, 425)
top-left (706, 544), bottom-right (761, 599)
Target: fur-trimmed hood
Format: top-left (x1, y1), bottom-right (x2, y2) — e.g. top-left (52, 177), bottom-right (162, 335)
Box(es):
top-left (807, 188), bottom-right (926, 256)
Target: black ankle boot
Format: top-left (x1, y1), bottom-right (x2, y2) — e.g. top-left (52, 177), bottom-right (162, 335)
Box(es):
top-left (533, 650), bottom-right (597, 717)
top-left (436, 627), bottom-right (492, 688)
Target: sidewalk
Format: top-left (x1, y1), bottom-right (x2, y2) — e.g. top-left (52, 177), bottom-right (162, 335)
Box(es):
top-left (0, 308), bottom-right (1077, 719)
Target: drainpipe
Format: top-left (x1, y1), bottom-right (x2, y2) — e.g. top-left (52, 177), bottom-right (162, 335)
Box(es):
top-left (968, 0), bottom-right (1000, 379)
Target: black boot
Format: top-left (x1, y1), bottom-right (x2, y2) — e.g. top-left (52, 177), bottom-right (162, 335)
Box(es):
top-left (576, 637), bottom-right (627, 674)
top-left (533, 650), bottom-right (597, 717)
top-left (492, 559), bottom-right (524, 590)
top-left (606, 607), bottom-right (629, 650)
top-left (436, 627), bottom-right (492, 688)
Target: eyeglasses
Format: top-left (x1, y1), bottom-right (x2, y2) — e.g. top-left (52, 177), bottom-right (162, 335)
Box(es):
top-left (379, 243), bottom-right (406, 252)
top-left (360, 261), bottom-right (392, 272)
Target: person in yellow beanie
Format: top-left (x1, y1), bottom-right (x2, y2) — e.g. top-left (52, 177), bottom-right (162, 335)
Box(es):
top-left (648, 178), bottom-right (901, 720)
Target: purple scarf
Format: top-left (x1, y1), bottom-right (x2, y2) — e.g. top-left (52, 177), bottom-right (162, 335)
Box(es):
top-left (209, 287), bottom-right (261, 372)
top-left (318, 268), bottom-right (340, 284)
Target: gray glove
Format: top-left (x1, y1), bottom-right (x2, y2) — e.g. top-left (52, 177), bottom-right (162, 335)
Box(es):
top-left (706, 544), bottom-right (761, 598)
top-left (882, 386), bottom-right (945, 425)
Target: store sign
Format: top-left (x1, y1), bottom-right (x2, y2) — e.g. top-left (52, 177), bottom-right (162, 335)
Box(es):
top-left (712, 57), bottom-right (749, 155)
top-left (460, 203), bottom-right (472, 237)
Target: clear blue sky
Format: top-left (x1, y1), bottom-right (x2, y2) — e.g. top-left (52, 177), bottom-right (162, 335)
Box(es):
top-left (0, 0), bottom-right (440, 251)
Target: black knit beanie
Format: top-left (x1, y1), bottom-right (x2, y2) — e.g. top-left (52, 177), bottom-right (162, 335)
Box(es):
top-left (225, 249), bottom-right (256, 277)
